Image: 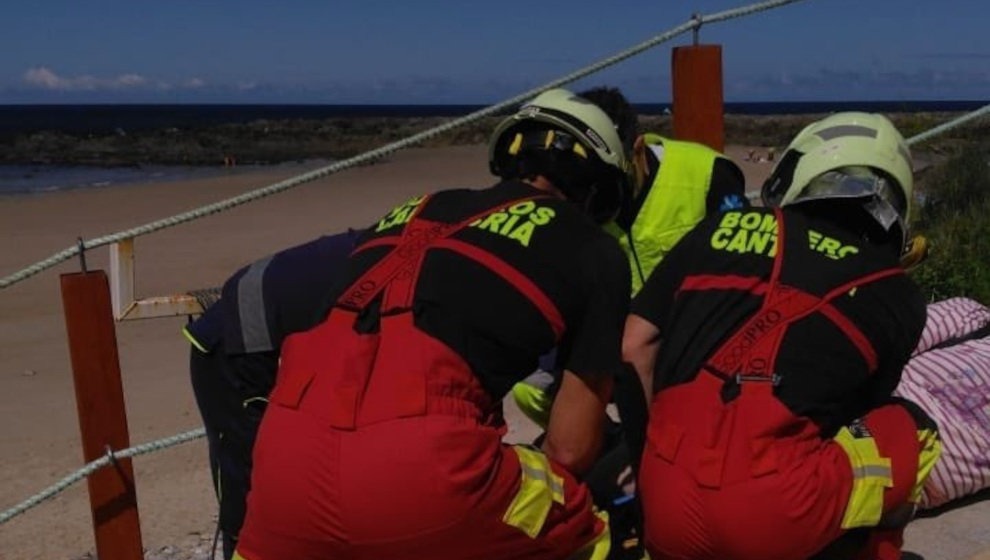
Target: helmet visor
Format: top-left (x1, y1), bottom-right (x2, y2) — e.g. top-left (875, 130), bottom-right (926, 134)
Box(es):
top-left (798, 169), bottom-right (905, 212)
top-left (795, 169), bottom-right (908, 243)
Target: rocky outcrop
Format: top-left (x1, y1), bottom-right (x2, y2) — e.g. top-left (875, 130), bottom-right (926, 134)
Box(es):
top-left (0, 113), bottom-right (976, 167)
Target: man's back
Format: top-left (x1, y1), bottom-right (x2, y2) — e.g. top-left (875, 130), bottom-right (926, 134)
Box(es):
top-left (333, 180), bottom-right (630, 400)
top-left (632, 206), bottom-right (926, 434)
top-left (239, 180), bottom-right (627, 560)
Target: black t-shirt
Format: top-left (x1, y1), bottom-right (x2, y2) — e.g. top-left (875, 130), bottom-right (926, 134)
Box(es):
top-left (631, 207), bottom-right (925, 434)
top-left (706, 156), bottom-right (748, 213)
top-left (216, 231), bottom-right (360, 355)
top-left (333, 180), bottom-right (631, 401)
top-left (186, 231), bottom-right (360, 396)
top-left (187, 231), bottom-right (359, 357)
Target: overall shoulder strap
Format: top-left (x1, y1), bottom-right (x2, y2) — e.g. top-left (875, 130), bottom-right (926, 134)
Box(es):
top-left (336, 194), bottom-right (549, 312)
top-left (704, 210), bottom-right (903, 382)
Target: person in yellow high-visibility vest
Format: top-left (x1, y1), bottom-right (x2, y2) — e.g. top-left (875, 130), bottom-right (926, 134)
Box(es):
top-left (512, 86), bottom-right (748, 429)
top-left (509, 87), bottom-right (748, 560)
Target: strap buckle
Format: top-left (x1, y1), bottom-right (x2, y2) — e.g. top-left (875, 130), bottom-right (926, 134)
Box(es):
top-left (734, 373), bottom-right (782, 386)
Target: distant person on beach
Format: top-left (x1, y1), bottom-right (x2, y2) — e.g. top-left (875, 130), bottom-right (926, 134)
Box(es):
top-left (623, 112), bottom-right (941, 560)
top-left (230, 88), bottom-right (631, 560)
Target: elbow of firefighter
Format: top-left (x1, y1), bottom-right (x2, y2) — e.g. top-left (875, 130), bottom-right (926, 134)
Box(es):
top-left (621, 335), bottom-right (647, 367)
top-left (543, 436), bottom-right (597, 476)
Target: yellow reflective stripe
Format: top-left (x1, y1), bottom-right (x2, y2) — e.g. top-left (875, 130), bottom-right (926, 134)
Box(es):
top-left (508, 132), bottom-right (524, 155)
top-left (516, 446), bottom-right (564, 503)
top-left (834, 427), bottom-right (893, 529)
top-left (182, 325), bottom-right (209, 354)
top-left (232, 552), bottom-right (249, 560)
top-left (570, 508), bottom-right (612, 560)
top-left (503, 446), bottom-right (565, 538)
top-left (511, 381), bottom-right (554, 429)
top-left (912, 428), bottom-right (942, 502)
top-left (243, 396), bottom-right (269, 408)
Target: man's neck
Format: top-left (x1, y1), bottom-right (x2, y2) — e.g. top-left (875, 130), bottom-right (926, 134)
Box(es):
top-left (523, 176), bottom-right (566, 199)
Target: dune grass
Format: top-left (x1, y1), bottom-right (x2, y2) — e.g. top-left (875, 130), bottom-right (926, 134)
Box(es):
top-left (910, 142), bottom-right (990, 304)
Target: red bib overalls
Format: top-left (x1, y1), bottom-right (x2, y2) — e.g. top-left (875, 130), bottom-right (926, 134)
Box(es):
top-left (236, 195), bottom-right (610, 560)
top-left (639, 209), bottom-right (940, 560)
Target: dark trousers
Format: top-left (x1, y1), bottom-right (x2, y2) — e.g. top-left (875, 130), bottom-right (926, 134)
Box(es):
top-left (190, 347), bottom-right (275, 560)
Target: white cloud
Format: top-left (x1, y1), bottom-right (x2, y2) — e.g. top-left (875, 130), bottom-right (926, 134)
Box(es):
top-left (115, 73), bottom-right (147, 87)
top-left (22, 66), bottom-right (203, 91)
top-left (23, 67), bottom-right (64, 89)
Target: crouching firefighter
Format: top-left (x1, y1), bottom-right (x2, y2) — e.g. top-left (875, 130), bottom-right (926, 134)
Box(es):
top-left (233, 88), bottom-right (633, 560)
top-left (184, 230), bottom-right (360, 559)
top-left (511, 85), bottom-right (748, 559)
top-left (622, 112), bottom-right (942, 560)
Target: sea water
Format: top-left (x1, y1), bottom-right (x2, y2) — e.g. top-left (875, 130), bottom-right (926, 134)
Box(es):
top-left (0, 164), bottom-right (250, 195)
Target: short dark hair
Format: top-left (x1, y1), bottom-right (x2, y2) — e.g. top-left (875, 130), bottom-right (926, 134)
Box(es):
top-left (578, 86), bottom-right (639, 153)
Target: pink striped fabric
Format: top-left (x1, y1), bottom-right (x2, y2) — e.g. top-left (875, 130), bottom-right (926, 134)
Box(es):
top-left (894, 297), bottom-right (990, 509)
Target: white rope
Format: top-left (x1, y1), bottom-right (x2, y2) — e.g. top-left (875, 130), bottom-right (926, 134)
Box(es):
top-left (0, 0), bottom-right (811, 291)
top-left (0, 428), bottom-right (205, 526)
top-left (907, 102), bottom-right (990, 146)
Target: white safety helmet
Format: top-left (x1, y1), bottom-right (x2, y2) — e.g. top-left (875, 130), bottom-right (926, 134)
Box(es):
top-left (762, 112), bottom-right (914, 252)
top-left (489, 88), bottom-right (629, 177)
top-left (488, 89), bottom-right (632, 223)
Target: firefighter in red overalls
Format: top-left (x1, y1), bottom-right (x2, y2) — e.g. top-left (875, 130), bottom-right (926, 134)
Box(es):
top-left (623, 113), bottom-right (942, 560)
top-left (233, 88), bottom-right (633, 560)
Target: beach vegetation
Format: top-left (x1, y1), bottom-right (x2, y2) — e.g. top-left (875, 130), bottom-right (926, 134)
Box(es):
top-left (910, 141), bottom-right (990, 304)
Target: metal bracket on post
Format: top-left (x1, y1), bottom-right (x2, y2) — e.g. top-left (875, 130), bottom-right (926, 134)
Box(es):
top-left (110, 238), bottom-right (134, 320)
top-left (109, 238), bottom-right (204, 321)
top-left (77, 237), bottom-right (88, 273)
top-left (691, 12), bottom-right (703, 46)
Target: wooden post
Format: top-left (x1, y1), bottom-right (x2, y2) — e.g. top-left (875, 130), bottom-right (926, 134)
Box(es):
top-left (60, 270), bottom-right (143, 560)
top-left (671, 44), bottom-right (725, 152)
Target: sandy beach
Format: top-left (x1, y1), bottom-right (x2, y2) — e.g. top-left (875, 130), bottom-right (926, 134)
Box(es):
top-left (1, 143), bottom-right (987, 560)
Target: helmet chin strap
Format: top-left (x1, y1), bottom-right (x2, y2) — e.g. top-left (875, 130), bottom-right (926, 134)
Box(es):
top-left (900, 235), bottom-right (929, 270)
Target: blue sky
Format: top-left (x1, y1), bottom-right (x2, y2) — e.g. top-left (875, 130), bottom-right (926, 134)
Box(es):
top-left (1, 0), bottom-right (988, 104)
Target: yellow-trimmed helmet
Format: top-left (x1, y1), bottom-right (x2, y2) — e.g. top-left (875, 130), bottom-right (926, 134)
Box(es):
top-left (488, 88), bottom-right (631, 222)
top-left (489, 88), bottom-right (628, 176)
top-left (761, 112), bottom-right (913, 251)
